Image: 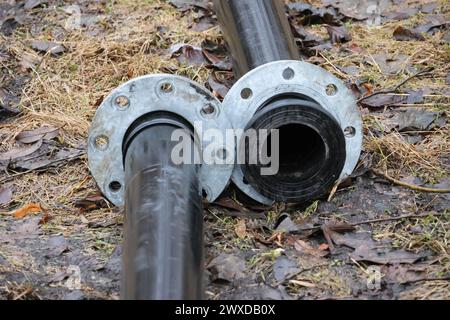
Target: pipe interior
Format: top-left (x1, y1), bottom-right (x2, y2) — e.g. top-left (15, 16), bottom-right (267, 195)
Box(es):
top-left (266, 123), bottom-right (327, 182)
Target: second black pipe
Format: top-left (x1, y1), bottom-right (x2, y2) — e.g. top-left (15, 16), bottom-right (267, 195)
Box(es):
top-left (121, 112), bottom-right (203, 300)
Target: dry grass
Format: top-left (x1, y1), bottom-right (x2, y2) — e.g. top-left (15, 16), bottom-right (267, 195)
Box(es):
top-left (365, 129), bottom-right (449, 182)
top-left (0, 0), bottom-right (219, 213)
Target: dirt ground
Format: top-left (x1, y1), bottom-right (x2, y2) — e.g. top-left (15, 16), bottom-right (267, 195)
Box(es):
top-left (0, 0), bottom-right (449, 300)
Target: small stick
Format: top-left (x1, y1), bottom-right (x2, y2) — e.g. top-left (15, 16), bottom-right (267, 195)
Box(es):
top-left (327, 178), bottom-right (343, 202)
top-left (288, 212), bottom-right (445, 235)
top-left (13, 287), bottom-right (33, 300)
top-left (350, 212), bottom-right (444, 226)
top-left (357, 68), bottom-right (434, 103)
top-left (401, 276), bottom-right (450, 284)
top-left (372, 169), bottom-right (450, 194)
top-left (277, 262), bottom-right (330, 285)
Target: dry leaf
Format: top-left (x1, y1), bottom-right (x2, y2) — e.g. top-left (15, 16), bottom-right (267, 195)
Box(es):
top-left (39, 212), bottom-right (51, 225)
top-left (24, 0), bottom-right (47, 10)
top-left (294, 240), bottom-right (329, 257)
top-left (12, 203), bottom-right (42, 219)
top-left (393, 26), bottom-right (426, 41)
top-left (74, 194), bottom-right (109, 212)
top-left (0, 139), bottom-right (43, 161)
top-left (207, 75), bottom-right (230, 99)
top-left (289, 280), bottom-right (316, 288)
top-left (11, 144), bottom-right (85, 171)
top-left (16, 126), bottom-right (59, 144)
top-left (169, 44), bottom-right (208, 66)
top-left (274, 257), bottom-right (300, 281)
top-left (20, 53), bottom-right (40, 71)
top-left (207, 253), bottom-right (246, 282)
top-left (235, 219), bottom-right (247, 239)
top-left (30, 40), bottom-right (66, 55)
top-left (325, 25), bottom-right (352, 44)
top-left (0, 187), bottom-right (13, 206)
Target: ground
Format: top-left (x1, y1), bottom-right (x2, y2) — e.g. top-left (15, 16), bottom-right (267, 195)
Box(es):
top-left (0, 0), bottom-right (449, 300)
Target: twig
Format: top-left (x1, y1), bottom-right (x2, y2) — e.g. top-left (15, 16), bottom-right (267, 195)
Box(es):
top-left (401, 276), bottom-right (450, 285)
top-left (288, 212), bottom-right (445, 235)
top-left (372, 169), bottom-right (450, 193)
top-left (319, 52), bottom-right (349, 79)
top-left (277, 262), bottom-right (330, 285)
top-left (13, 287), bottom-right (33, 300)
top-left (327, 177), bottom-right (345, 202)
top-left (350, 212), bottom-right (444, 226)
top-left (357, 67), bottom-right (434, 103)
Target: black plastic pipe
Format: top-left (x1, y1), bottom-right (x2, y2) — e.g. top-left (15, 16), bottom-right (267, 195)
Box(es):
top-left (121, 112), bottom-right (203, 300)
top-left (214, 0), bottom-right (300, 78)
top-left (214, 0), bottom-right (346, 203)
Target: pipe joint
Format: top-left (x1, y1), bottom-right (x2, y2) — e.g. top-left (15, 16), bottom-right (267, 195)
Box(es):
top-left (223, 60), bottom-right (363, 205)
top-left (87, 74), bottom-right (234, 206)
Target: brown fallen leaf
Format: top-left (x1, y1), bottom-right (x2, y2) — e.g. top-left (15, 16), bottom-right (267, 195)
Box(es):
top-left (288, 3), bottom-right (343, 25)
top-left (351, 244), bottom-right (425, 265)
top-left (0, 187), bottom-right (13, 206)
top-left (16, 126), bottom-right (59, 144)
top-left (39, 212), bottom-right (51, 225)
top-left (202, 50), bottom-right (232, 71)
top-left (413, 14), bottom-right (449, 34)
top-left (74, 194), bottom-right (109, 212)
top-left (292, 25), bottom-right (324, 49)
top-left (11, 144), bottom-right (85, 171)
top-left (359, 94), bottom-right (406, 108)
top-left (369, 54), bottom-right (409, 75)
top-left (207, 75), bottom-right (230, 99)
top-left (294, 240), bottom-right (329, 257)
top-left (1, 18), bottom-right (20, 36)
top-left (30, 40), bottom-right (66, 55)
top-left (168, 0), bottom-right (211, 12)
top-left (12, 203), bottom-right (42, 219)
top-left (169, 44), bottom-right (208, 66)
top-left (328, 230), bottom-right (426, 265)
top-left (235, 219), bottom-right (247, 239)
top-left (191, 19), bottom-right (215, 32)
top-left (24, 0), bottom-right (47, 10)
top-left (325, 25), bottom-right (352, 44)
top-left (361, 82), bottom-right (373, 96)
top-left (0, 139), bottom-right (43, 161)
top-left (207, 253), bottom-right (246, 283)
top-left (212, 197), bottom-right (247, 212)
top-left (20, 53), bottom-right (40, 71)
top-left (47, 235), bottom-right (68, 256)
top-left (393, 26), bottom-right (426, 41)
top-left (274, 257), bottom-right (300, 281)
top-left (321, 222), bottom-right (355, 252)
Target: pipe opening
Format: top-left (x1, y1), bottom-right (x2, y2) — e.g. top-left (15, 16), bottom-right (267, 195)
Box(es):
top-left (266, 123), bottom-right (327, 182)
top-left (242, 95), bottom-right (346, 203)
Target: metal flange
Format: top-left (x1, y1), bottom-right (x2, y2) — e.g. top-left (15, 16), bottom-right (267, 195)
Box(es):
top-left (222, 60), bottom-right (363, 205)
top-left (88, 74), bottom-right (234, 207)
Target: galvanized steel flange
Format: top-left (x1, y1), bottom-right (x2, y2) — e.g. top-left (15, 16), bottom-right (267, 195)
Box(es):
top-left (222, 60), bottom-right (363, 205)
top-left (88, 74), bottom-right (234, 207)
